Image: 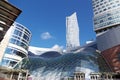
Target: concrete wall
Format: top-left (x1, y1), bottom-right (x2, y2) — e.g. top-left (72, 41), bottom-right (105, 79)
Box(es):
top-left (0, 35), bottom-right (9, 63)
top-left (97, 26), bottom-right (120, 51)
top-left (0, 27), bottom-right (12, 63)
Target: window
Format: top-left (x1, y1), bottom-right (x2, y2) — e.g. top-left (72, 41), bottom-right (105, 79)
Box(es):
top-left (1, 59), bottom-right (9, 67)
top-left (103, 8), bottom-right (107, 11)
top-left (10, 38), bottom-right (28, 50)
top-left (20, 42), bottom-right (28, 50)
top-left (107, 22), bottom-right (112, 25)
top-left (9, 61), bottom-right (17, 67)
top-left (108, 7), bottom-right (111, 9)
top-left (96, 5), bottom-right (99, 7)
top-left (16, 24), bottom-right (24, 29)
top-left (5, 48), bottom-right (13, 54)
top-left (100, 20), bottom-right (104, 23)
top-left (25, 28), bottom-right (31, 35)
top-left (118, 4), bottom-right (120, 6)
top-left (107, 13), bottom-right (111, 16)
top-left (10, 38), bottom-right (17, 45)
top-left (102, 6), bottom-right (105, 8)
top-left (23, 34), bottom-right (29, 41)
top-left (108, 17), bottom-right (112, 20)
top-left (14, 30), bottom-right (22, 36)
top-left (12, 35), bottom-right (21, 40)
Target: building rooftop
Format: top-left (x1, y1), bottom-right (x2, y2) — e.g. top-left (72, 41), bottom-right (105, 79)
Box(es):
top-left (0, 0), bottom-right (21, 41)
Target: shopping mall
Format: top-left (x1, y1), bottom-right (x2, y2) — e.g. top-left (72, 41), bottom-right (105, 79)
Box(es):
top-left (0, 0), bottom-right (120, 80)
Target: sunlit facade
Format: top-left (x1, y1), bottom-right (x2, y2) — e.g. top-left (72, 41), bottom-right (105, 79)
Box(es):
top-left (92, 0), bottom-right (120, 33)
top-left (66, 12), bottom-right (80, 51)
top-left (0, 0), bottom-right (21, 63)
top-left (0, 22), bottom-right (31, 68)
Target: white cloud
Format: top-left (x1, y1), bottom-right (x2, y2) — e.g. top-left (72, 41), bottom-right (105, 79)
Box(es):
top-left (41, 32), bottom-right (53, 40)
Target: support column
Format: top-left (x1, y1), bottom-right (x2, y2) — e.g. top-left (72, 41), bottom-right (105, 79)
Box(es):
top-left (10, 72), bottom-right (13, 80)
top-left (17, 72), bottom-right (21, 80)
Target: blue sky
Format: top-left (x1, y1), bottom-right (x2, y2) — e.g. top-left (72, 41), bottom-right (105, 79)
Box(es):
top-left (9, 0), bottom-right (96, 48)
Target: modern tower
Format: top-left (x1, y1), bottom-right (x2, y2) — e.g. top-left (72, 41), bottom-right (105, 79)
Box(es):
top-left (66, 12), bottom-right (80, 51)
top-left (92, 0), bottom-right (120, 33)
top-left (92, 0), bottom-right (120, 72)
top-left (0, 0), bottom-right (21, 42)
top-left (0, 22), bottom-right (31, 68)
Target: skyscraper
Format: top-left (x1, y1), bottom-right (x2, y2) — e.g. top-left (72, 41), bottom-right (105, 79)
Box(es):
top-left (66, 12), bottom-right (80, 51)
top-left (92, 0), bottom-right (120, 33)
top-left (92, 0), bottom-right (120, 72)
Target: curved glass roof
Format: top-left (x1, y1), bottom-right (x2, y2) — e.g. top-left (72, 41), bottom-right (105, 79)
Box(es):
top-left (17, 42), bottom-right (111, 80)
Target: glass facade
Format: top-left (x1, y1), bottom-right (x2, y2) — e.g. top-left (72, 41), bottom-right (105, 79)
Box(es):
top-left (92, 0), bottom-right (120, 32)
top-left (1, 57), bottom-right (18, 68)
top-left (18, 42), bottom-right (111, 80)
top-left (9, 23), bottom-right (31, 50)
top-left (1, 22), bottom-right (31, 68)
top-left (5, 47), bottom-right (26, 58)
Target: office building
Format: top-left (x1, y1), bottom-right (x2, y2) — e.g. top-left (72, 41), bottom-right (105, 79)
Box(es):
top-left (0, 0), bottom-right (21, 65)
top-left (0, 22), bottom-right (31, 68)
top-left (66, 12), bottom-right (80, 51)
top-left (92, 0), bottom-right (120, 72)
top-left (92, 0), bottom-right (120, 33)
top-left (0, 0), bottom-right (21, 42)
